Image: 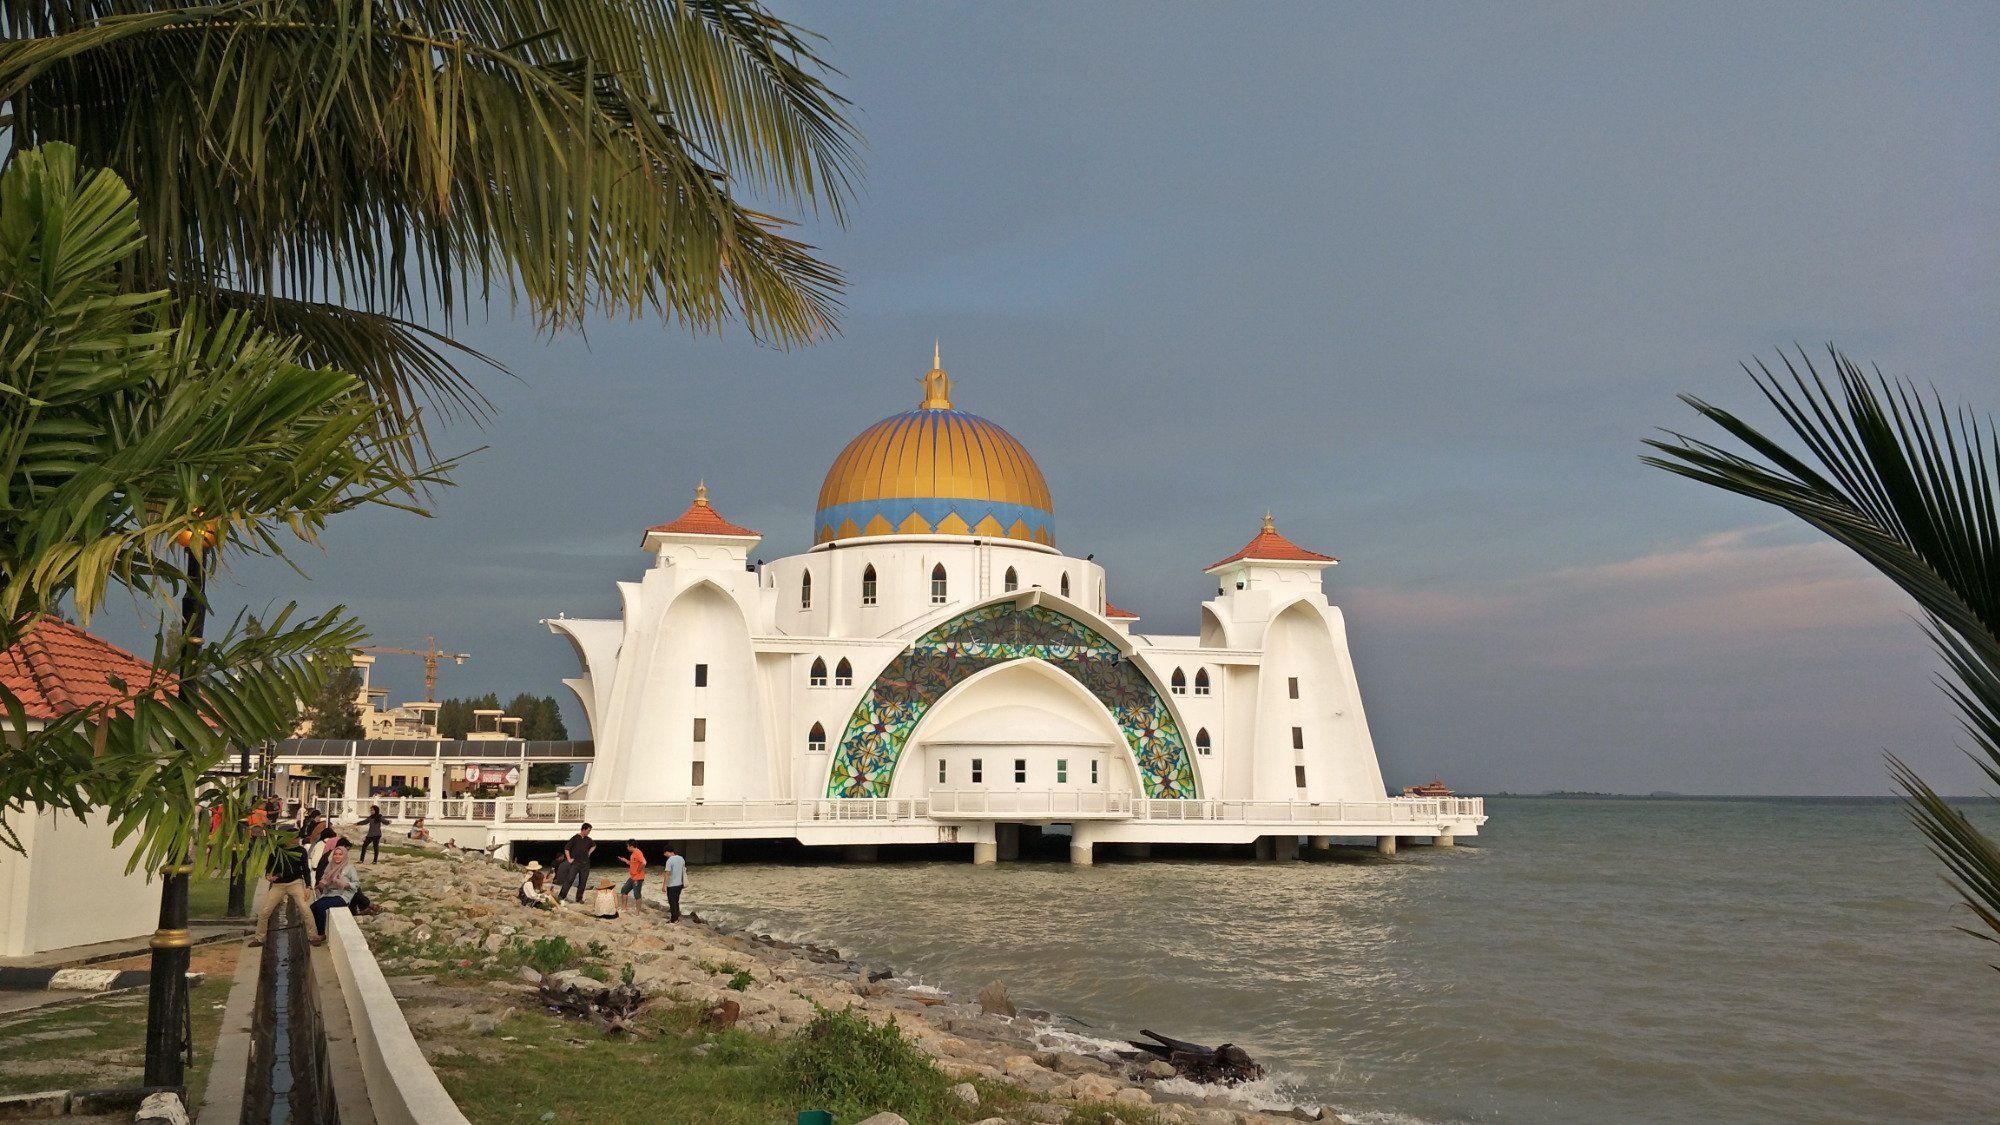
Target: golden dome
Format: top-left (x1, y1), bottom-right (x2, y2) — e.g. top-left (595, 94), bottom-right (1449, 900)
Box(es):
top-left (815, 351), bottom-right (1054, 546)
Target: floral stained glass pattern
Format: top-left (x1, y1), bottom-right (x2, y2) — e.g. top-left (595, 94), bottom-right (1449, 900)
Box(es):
top-left (827, 603), bottom-right (1198, 799)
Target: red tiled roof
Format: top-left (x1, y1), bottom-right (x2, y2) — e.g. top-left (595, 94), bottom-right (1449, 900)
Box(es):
top-left (1206, 515), bottom-right (1339, 571)
top-left (0, 617), bottom-right (169, 722)
top-left (1102, 602), bottom-right (1140, 620)
top-left (646, 485), bottom-right (760, 540)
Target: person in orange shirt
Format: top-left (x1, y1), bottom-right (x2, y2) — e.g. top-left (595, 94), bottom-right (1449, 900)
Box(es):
top-left (618, 841), bottom-right (647, 908)
top-left (245, 802), bottom-right (269, 838)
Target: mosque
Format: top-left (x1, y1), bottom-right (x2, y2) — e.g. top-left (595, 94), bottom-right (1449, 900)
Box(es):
top-left (525, 350), bottom-right (1482, 863)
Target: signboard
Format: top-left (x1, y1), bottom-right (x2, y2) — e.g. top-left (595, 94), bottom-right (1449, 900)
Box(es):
top-left (459, 764), bottom-right (521, 787)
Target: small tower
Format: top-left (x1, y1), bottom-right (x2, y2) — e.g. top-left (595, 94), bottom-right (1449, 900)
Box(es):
top-left (1204, 511), bottom-right (1338, 596)
top-left (642, 482), bottom-right (763, 571)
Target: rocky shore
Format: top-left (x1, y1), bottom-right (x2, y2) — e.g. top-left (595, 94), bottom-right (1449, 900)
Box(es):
top-left (353, 847), bottom-right (1331, 1124)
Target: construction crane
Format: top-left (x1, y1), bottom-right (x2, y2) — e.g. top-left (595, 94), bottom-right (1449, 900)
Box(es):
top-left (355, 635), bottom-right (470, 702)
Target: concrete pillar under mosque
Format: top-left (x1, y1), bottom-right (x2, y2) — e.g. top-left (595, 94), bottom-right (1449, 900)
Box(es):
top-left (1253, 836), bottom-right (1275, 861)
top-left (1270, 834), bottom-right (1299, 861)
top-left (1376, 835), bottom-right (1397, 856)
top-left (995, 823), bottom-right (1020, 862)
top-left (1308, 836), bottom-right (1333, 852)
top-left (1436, 829), bottom-right (1455, 848)
top-left (972, 841), bottom-right (997, 865)
top-left (1068, 825), bottom-right (1098, 866)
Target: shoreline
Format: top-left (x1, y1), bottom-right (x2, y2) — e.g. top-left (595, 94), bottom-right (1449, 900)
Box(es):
top-left (363, 843), bottom-right (1338, 1123)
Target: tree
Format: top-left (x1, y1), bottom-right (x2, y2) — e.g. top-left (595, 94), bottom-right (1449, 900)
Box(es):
top-left (1647, 347), bottom-right (2000, 960)
top-left (506, 692), bottom-right (568, 741)
top-left (0, 143), bottom-right (437, 868)
top-left (303, 664), bottom-right (365, 739)
top-left (0, 1), bottom-right (860, 438)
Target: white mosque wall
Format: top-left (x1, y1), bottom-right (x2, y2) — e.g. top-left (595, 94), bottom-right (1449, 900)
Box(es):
top-left (886, 659), bottom-right (1134, 799)
top-left (764, 537), bottom-right (1103, 642)
top-left (0, 807), bottom-right (155, 957)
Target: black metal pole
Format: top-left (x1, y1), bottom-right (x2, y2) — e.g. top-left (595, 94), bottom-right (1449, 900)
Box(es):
top-left (226, 735), bottom-right (250, 917)
top-left (144, 541), bottom-right (206, 1089)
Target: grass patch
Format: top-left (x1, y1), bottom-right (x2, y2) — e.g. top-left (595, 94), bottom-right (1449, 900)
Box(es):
top-left (698, 959), bottom-right (756, 991)
top-left (0, 974), bottom-right (230, 1099)
top-left (774, 1005), bottom-right (957, 1123)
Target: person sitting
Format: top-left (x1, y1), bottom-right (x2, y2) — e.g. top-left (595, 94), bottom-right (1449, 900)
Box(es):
top-left (591, 877), bottom-right (620, 919)
top-left (308, 841), bottom-right (360, 937)
top-left (408, 816), bottom-right (431, 842)
top-left (518, 861), bottom-right (556, 909)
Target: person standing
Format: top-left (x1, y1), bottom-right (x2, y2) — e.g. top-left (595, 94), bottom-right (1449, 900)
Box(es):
top-left (618, 841), bottom-right (647, 908)
top-left (358, 804), bottom-right (388, 863)
top-left (662, 845), bottom-right (686, 923)
top-left (251, 828), bottom-right (315, 947)
top-left (559, 823), bottom-right (594, 903)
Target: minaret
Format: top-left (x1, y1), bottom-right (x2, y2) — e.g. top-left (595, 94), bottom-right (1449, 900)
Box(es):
top-left (919, 344), bottom-right (953, 409)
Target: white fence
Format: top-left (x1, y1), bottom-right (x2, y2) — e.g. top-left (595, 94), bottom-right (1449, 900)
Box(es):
top-left (318, 793), bottom-right (1483, 832)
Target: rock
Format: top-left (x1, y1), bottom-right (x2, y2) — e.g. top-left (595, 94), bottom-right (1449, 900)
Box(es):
top-left (370, 914), bottom-right (414, 937)
top-left (937, 1059), bottom-right (1002, 1082)
top-left (1002, 1054), bottom-right (1042, 1077)
top-left (1066, 1073), bottom-right (1124, 1101)
top-left (1114, 1086), bottom-right (1153, 1106)
top-left (976, 980), bottom-right (1016, 1018)
top-left (1020, 1105), bottom-right (1067, 1124)
top-left (705, 998), bottom-right (741, 1029)
top-left (1145, 1059), bottom-right (1178, 1079)
top-left (951, 1082), bottom-right (980, 1107)
top-left (691, 1043), bottom-right (714, 1057)
top-left (460, 1011), bottom-right (502, 1035)
top-left (855, 1115), bottom-right (908, 1125)
top-left (134, 1092), bottom-right (188, 1125)
top-left (481, 933), bottom-right (505, 953)
top-left (970, 1120), bottom-right (1008, 1125)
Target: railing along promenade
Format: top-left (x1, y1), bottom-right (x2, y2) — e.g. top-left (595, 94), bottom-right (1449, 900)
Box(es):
top-left (319, 793), bottom-right (1485, 831)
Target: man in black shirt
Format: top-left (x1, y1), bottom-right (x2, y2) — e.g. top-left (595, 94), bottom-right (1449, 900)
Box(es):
top-left (251, 829), bottom-right (317, 946)
top-left (559, 823), bottom-right (594, 903)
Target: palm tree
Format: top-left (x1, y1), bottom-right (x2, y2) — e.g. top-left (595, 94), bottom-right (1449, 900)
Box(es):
top-left (0, 1), bottom-right (860, 432)
top-left (0, 141), bottom-right (438, 869)
top-left (1646, 347), bottom-right (2000, 959)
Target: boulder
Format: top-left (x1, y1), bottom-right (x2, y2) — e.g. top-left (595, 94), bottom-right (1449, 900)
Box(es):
top-left (951, 1082), bottom-right (980, 1107)
top-left (134, 1092), bottom-right (188, 1125)
top-left (1114, 1086), bottom-right (1153, 1106)
top-left (854, 1115), bottom-right (908, 1125)
top-left (976, 980), bottom-right (1016, 1018)
top-left (1065, 1073), bottom-right (1124, 1102)
top-left (1145, 1059), bottom-right (1178, 1080)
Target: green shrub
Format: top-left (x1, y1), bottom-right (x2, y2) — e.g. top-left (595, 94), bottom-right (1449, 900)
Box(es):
top-left (774, 1004), bottom-right (954, 1122)
top-left (727, 969), bottom-right (754, 992)
top-left (514, 935), bottom-right (584, 975)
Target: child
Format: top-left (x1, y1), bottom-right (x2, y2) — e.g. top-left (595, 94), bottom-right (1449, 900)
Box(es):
top-left (619, 841), bottom-right (647, 907)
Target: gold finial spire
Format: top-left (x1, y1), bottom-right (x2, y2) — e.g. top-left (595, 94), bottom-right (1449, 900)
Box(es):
top-left (919, 344), bottom-right (953, 409)
top-left (1261, 511), bottom-right (1275, 532)
top-left (695, 480), bottom-right (709, 506)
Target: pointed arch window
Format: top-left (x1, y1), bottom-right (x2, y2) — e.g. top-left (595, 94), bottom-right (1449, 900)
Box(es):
top-left (834, 658), bottom-right (853, 687)
top-left (808, 722), bottom-right (827, 753)
top-left (1196, 728), bottom-right (1212, 755)
top-left (809, 657), bottom-right (828, 688)
top-left (1194, 668), bottom-right (1210, 696)
top-left (1004, 566), bottom-right (1018, 593)
top-left (1171, 667), bottom-right (1187, 695)
top-left (1060, 573), bottom-right (1070, 598)
top-left (930, 563), bottom-right (948, 604)
top-left (800, 569), bottom-right (813, 610)
top-left (861, 564), bottom-right (878, 606)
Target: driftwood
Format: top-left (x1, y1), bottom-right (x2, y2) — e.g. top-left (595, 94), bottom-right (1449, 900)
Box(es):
top-left (532, 971), bottom-right (650, 1037)
top-left (1128, 1030), bottom-right (1265, 1086)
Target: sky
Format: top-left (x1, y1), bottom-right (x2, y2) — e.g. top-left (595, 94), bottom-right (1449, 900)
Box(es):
top-left (131, 1), bottom-right (1998, 795)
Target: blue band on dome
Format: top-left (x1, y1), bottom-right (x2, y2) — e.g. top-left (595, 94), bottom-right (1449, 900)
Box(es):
top-left (814, 497), bottom-right (1054, 542)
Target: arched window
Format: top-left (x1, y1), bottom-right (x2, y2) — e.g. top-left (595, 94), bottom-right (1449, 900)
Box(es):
top-left (1170, 667), bottom-right (1186, 695)
top-left (1059, 573), bottom-right (1070, 598)
top-left (930, 563), bottom-right (948, 604)
top-left (809, 657), bottom-right (828, 688)
top-left (1194, 668), bottom-right (1210, 696)
top-left (1196, 728), bottom-right (1212, 755)
top-left (834, 658), bottom-right (853, 687)
top-left (808, 722), bottom-right (826, 753)
top-left (861, 564), bottom-right (878, 606)
top-left (800, 569), bottom-right (813, 610)
top-left (1003, 566), bottom-right (1018, 593)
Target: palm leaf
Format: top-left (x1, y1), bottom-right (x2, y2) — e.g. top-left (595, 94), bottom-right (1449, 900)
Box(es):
top-left (1646, 346), bottom-right (2000, 959)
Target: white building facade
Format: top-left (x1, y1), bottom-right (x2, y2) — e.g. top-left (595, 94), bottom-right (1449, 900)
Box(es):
top-left (541, 354), bottom-right (1482, 862)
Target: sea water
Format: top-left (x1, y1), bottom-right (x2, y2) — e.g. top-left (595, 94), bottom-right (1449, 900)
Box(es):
top-left (683, 798), bottom-right (1999, 1123)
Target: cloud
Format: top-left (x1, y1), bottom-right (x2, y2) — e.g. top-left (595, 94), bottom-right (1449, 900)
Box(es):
top-left (1345, 524), bottom-right (1918, 671)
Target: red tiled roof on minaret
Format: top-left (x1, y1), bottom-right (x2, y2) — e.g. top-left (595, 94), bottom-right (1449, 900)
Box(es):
top-left (1205, 512), bottom-right (1339, 572)
top-left (1102, 602), bottom-right (1140, 620)
top-left (0, 616), bottom-right (169, 722)
top-left (645, 482), bottom-right (761, 540)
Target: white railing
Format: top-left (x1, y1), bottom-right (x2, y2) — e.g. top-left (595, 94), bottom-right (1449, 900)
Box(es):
top-left (928, 789), bottom-right (1134, 818)
top-left (313, 793), bottom-right (1483, 831)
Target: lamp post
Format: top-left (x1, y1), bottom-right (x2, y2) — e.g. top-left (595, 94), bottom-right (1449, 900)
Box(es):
top-left (225, 735), bottom-right (250, 917)
top-left (144, 538), bottom-right (207, 1088)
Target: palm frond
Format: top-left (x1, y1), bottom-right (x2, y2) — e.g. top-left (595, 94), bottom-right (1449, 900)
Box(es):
top-left (1646, 346), bottom-right (2000, 957)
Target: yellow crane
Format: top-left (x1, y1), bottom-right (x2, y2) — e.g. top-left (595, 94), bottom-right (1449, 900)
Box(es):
top-left (355, 635), bottom-right (469, 702)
